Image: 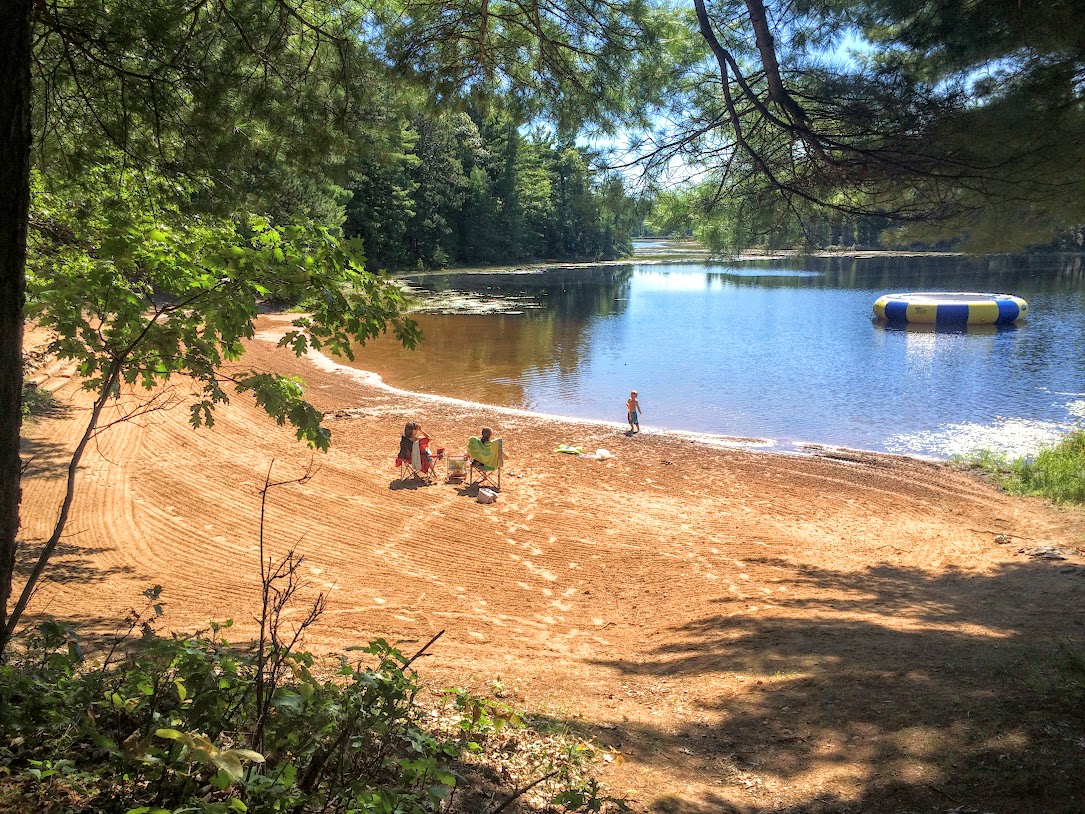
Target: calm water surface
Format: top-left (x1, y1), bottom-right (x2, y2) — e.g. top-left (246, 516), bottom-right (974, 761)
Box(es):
top-left (345, 250), bottom-right (1085, 457)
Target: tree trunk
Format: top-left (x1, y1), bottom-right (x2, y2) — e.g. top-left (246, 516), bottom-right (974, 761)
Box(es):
top-left (0, 0), bottom-right (33, 655)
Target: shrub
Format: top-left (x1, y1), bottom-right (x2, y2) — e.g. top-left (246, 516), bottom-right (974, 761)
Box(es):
top-left (20, 383), bottom-right (58, 418)
top-left (0, 617), bottom-right (626, 813)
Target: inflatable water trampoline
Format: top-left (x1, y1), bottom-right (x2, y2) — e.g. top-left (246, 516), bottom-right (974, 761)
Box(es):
top-left (873, 292), bottom-right (1028, 326)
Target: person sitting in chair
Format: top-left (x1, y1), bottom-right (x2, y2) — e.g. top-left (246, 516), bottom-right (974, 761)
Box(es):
top-left (415, 423), bottom-right (444, 460)
top-left (398, 422), bottom-right (435, 473)
top-left (467, 427), bottom-right (506, 484)
top-left (399, 422), bottom-right (418, 462)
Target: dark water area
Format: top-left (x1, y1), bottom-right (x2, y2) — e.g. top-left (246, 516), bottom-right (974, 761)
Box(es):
top-left (343, 250), bottom-right (1085, 458)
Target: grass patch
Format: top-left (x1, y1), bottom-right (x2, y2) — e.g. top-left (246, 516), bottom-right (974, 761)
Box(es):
top-left (958, 430), bottom-right (1085, 505)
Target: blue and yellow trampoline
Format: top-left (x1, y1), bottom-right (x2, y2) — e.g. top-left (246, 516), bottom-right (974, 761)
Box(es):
top-left (873, 292), bottom-right (1028, 326)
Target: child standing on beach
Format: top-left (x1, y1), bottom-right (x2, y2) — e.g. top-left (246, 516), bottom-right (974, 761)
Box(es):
top-left (626, 390), bottom-right (642, 433)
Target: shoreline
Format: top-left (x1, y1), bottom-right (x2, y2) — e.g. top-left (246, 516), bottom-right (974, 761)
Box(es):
top-left (389, 245), bottom-right (1085, 279)
top-left (302, 337), bottom-right (953, 464)
top-left (391, 246), bottom-right (982, 278)
top-left (302, 336), bottom-right (952, 465)
top-left (304, 342), bottom-right (786, 454)
top-left (373, 251), bottom-right (1083, 462)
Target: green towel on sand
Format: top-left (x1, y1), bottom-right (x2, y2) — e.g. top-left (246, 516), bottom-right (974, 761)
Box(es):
top-left (468, 437), bottom-right (503, 470)
top-left (555, 444), bottom-right (583, 455)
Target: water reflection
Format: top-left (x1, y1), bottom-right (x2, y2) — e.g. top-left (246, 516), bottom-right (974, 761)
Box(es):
top-left (404, 265), bottom-right (635, 319)
top-left (352, 266), bottom-right (637, 410)
top-left (706, 254), bottom-right (1085, 293)
top-left (340, 252), bottom-right (1085, 458)
top-left (874, 320), bottom-right (1019, 336)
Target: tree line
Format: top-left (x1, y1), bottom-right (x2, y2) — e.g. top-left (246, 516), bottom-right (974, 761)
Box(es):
top-left (345, 110), bottom-right (640, 270)
top-left (643, 185), bottom-right (1085, 255)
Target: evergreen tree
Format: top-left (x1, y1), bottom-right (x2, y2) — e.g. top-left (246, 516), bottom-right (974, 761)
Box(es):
top-left (344, 106), bottom-right (641, 267)
top-left (344, 124), bottom-right (420, 271)
top-left (662, 0), bottom-right (1085, 249)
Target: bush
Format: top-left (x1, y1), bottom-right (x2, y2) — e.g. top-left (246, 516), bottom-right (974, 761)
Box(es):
top-left (0, 617), bottom-right (626, 814)
top-left (21, 383), bottom-right (58, 418)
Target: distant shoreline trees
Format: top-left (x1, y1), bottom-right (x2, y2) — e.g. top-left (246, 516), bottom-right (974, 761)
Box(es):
top-left (641, 181), bottom-right (1085, 255)
top-left (345, 110), bottom-right (641, 270)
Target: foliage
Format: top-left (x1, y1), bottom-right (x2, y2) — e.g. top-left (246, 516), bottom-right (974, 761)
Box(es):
top-left (649, 0), bottom-right (1085, 251)
top-left (375, 0), bottom-right (682, 136)
top-left (31, 0), bottom-right (397, 225)
top-left (19, 348), bottom-right (57, 419)
top-left (18, 385), bottom-right (57, 420)
top-left (0, 617), bottom-right (627, 814)
top-left (958, 430), bottom-right (1085, 505)
top-left (32, 0), bottom-right (669, 271)
top-left (28, 169), bottom-right (419, 450)
top-left (344, 108), bottom-right (640, 270)
top-left (642, 180), bottom-right (899, 252)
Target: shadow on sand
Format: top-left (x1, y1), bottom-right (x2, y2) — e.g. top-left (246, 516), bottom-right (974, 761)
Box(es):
top-left (20, 434), bottom-right (78, 480)
top-left (388, 476), bottom-right (438, 491)
top-left (578, 558), bottom-right (1085, 813)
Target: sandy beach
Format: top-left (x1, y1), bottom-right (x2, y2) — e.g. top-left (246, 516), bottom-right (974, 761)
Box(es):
top-left (19, 312), bottom-right (1085, 812)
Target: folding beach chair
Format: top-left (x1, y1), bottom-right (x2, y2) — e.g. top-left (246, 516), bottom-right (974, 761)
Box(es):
top-left (395, 439), bottom-right (436, 483)
top-left (467, 436), bottom-right (502, 491)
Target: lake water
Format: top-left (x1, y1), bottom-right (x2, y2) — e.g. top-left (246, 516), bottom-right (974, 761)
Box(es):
top-left (343, 248), bottom-right (1085, 458)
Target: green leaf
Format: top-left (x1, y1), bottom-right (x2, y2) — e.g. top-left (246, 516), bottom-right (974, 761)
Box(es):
top-left (210, 767), bottom-right (235, 789)
top-left (272, 690), bottom-right (306, 714)
top-left (429, 783), bottom-right (453, 801)
top-left (278, 763), bottom-right (297, 787)
top-left (212, 751), bottom-right (245, 780)
top-left (228, 749), bottom-right (265, 764)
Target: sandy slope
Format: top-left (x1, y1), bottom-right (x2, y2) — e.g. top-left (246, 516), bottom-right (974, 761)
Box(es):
top-left (18, 314), bottom-right (1085, 813)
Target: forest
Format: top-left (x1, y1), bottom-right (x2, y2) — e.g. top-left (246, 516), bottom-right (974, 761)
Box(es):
top-left (344, 111), bottom-right (642, 270)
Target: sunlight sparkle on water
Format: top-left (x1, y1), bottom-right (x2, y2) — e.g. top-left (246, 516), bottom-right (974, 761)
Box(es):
top-left (885, 417), bottom-right (1074, 459)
